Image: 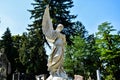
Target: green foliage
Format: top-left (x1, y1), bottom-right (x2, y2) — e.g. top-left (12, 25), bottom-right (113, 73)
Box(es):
top-left (1, 28), bottom-right (13, 59)
top-left (1, 28), bottom-right (14, 80)
top-left (20, 0), bottom-right (48, 77)
top-left (96, 22), bottom-right (120, 79)
top-left (64, 34), bottom-right (100, 80)
top-left (19, 32), bottom-right (48, 76)
top-left (19, 33), bottom-right (30, 66)
top-left (1, 28), bottom-right (28, 79)
top-left (64, 22), bottom-right (99, 79)
top-left (64, 35), bottom-right (86, 78)
top-left (84, 34), bottom-right (101, 79)
top-left (12, 35), bottom-right (26, 72)
top-left (28, 0), bottom-right (77, 45)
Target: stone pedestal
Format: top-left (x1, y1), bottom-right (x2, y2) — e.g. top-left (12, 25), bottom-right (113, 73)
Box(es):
top-left (47, 75), bottom-right (68, 80)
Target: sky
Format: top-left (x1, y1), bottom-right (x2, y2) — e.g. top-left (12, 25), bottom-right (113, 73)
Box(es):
top-left (72, 0), bottom-right (120, 34)
top-left (0, 0), bottom-right (120, 39)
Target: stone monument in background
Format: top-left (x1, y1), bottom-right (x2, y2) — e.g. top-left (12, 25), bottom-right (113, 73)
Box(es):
top-left (74, 75), bottom-right (83, 80)
top-left (0, 49), bottom-right (11, 80)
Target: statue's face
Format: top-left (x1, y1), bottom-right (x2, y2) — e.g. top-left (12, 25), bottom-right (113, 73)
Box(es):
top-left (56, 24), bottom-right (64, 32)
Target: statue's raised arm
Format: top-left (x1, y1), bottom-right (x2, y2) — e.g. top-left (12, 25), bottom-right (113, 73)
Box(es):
top-left (42, 5), bottom-right (57, 42)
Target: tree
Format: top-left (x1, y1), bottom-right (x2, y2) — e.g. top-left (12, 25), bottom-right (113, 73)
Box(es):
top-left (84, 34), bottom-right (100, 80)
top-left (28, 0), bottom-right (77, 45)
top-left (1, 27), bottom-right (14, 80)
top-left (64, 21), bottom-right (88, 79)
top-left (64, 35), bottom-right (86, 78)
top-left (19, 0), bottom-right (48, 79)
top-left (12, 35), bottom-right (26, 73)
top-left (64, 35), bottom-right (101, 80)
top-left (19, 32), bottom-right (48, 80)
top-left (96, 22), bottom-right (120, 79)
top-left (64, 21), bottom-right (102, 80)
top-left (1, 28), bottom-right (12, 61)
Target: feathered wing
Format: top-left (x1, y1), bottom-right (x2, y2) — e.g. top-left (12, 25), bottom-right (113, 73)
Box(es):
top-left (42, 6), bottom-right (57, 42)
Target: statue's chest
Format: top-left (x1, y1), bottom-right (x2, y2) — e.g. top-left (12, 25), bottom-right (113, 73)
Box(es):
top-left (54, 38), bottom-right (63, 46)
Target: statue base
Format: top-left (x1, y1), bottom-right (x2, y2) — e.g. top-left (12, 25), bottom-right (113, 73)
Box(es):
top-left (47, 74), bottom-right (68, 80)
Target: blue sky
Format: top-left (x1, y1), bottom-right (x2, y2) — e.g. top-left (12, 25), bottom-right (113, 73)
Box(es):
top-left (72, 0), bottom-right (120, 34)
top-left (0, 0), bottom-right (120, 38)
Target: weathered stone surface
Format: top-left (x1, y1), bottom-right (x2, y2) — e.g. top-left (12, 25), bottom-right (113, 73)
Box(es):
top-left (42, 5), bottom-right (68, 80)
top-left (47, 75), bottom-right (68, 80)
top-left (74, 75), bottom-right (83, 80)
top-left (0, 50), bottom-right (11, 80)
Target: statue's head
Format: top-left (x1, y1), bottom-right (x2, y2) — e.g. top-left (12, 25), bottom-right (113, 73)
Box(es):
top-left (56, 24), bottom-right (64, 32)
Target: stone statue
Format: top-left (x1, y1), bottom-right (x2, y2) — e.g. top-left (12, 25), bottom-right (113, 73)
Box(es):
top-left (42, 5), bottom-right (68, 80)
top-left (0, 49), bottom-right (11, 80)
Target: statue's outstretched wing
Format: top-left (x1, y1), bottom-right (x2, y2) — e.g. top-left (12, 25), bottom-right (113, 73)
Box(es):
top-left (42, 5), bottom-right (57, 42)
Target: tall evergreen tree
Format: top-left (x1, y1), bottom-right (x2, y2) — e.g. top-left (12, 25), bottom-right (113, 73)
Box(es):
top-left (1, 28), bottom-right (13, 61)
top-left (1, 27), bottom-right (14, 80)
top-left (28, 0), bottom-right (77, 45)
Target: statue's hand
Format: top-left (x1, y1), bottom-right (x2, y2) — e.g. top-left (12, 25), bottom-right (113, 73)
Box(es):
top-left (45, 5), bottom-right (49, 11)
top-left (46, 5), bottom-right (49, 9)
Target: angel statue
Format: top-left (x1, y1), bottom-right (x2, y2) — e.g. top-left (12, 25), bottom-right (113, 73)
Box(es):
top-left (42, 5), bottom-right (68, 80)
